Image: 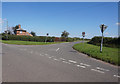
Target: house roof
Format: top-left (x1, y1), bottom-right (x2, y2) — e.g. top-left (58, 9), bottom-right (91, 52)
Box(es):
top-left (16, 28), bottom-right (26, 32)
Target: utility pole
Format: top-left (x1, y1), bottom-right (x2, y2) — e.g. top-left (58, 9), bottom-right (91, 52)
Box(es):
top-left (100, 24), bottom-right (108, 53)
top-left (6, 20), bottom-right (8, 39)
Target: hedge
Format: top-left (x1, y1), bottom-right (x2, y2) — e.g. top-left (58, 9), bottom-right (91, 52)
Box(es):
top-left (2, 35), bottom-right (55, 42)
top-left (89, 36), bottom-right (120, 48)
top-left (1, 35), bottom-right (83, 42)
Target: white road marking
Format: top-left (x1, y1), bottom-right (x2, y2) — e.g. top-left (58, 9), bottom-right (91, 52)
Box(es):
top-left (68, 60), bottom-right (77, 63)
top-left (91, 69), bottom-right (105, 74)
top-left (62, 61), bottom-right (71, 64)
top-left (96, 67), bottom-right (109, 71)
top-left (113, 75), bottom-right (120, 78)
top-left (56, 48), bottom-right (60, 51)
top-left (40, 54), bottom-right (44, 56)
top-left (48, 57), bottom-right (52, 58)
top-left (60, 58), bottom-right (66, 60)
top-left (45, 54), bottom-right (48, 56)
top-left (53, 58), bottom-right (60, 61)
top-left (76, 65), bottom-right (86, 68)
top-left (80, 63), bottom-right (91, 67)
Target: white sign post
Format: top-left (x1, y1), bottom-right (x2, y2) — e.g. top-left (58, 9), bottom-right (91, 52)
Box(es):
top-left (100, 24), bottom-right (107, 52)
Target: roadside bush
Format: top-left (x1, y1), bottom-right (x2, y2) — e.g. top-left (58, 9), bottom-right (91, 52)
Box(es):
top-left (66, 37), bottom-right (74, 42)
top-left (89, 36), bottom-right (119, 48)
top-left (2, 34), bottom-right (82, 42)
top-left (2, 35), bottom-right (55, 42)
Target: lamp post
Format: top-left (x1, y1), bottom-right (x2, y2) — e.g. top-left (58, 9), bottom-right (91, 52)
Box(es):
top-left (45, 33), bottom-right (49, 43)
top-left (82, 32), bottom-right (85, 43)
top-left (100, 24), bottom-right (107, 53)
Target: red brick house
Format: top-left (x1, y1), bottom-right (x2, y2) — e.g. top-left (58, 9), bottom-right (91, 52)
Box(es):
top-left (15, 24), bottom-right (33, 36)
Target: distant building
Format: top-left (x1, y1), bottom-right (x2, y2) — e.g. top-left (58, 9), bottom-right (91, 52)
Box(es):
top-left (15, 24), bottom-right (33, 36)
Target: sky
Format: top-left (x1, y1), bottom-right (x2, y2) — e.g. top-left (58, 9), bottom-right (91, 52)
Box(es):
top-left (2, 2), bottom-right (119, 38)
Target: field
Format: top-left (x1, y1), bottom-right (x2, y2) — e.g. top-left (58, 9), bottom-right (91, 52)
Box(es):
top-left (73, 42), bottom-right (119, 66)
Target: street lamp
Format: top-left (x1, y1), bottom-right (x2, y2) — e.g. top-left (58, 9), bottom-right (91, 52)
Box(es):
top-left (82, 32), bottom-right (85, 43)
top-left (45, 33), bottom-right (49, 43)
top-left (100, 24), bottom-right (108, 52)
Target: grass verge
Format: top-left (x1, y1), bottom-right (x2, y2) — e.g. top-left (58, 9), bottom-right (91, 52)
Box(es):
top-left (73, 42), bottom-right (119, 66)
top-left (2, 40), bottom-right (66, 45)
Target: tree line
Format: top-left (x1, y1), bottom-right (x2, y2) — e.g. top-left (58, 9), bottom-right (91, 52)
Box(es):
top-left (1, 25), bottom-right (89, 42)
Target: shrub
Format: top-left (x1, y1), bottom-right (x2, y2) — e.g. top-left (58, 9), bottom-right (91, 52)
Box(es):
top-left (2, 34), bottom-right (82, 42)
top-left (89, 36), bottom-right (119, 48)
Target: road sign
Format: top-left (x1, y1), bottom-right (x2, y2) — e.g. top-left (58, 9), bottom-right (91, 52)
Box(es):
top-left (82, 32), bottom-right (85, 37)
top-left (100, 24), bottom-right (107, 33)
top-left (47, 33), bottom-right (49, 36)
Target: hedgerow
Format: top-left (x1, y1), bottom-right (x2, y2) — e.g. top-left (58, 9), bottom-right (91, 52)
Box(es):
top-left (88, 36), bottom-right (120, 48)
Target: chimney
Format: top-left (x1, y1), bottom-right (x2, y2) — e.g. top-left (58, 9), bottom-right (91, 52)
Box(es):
top-left (18, 24), bottom-right (21, 29)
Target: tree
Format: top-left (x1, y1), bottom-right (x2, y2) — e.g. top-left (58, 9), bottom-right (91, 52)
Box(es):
top-left (12, 25), bottom-right (19, 35)
top-left (4, 30), bottom-right (12, 35)
top-left (30, 31), bottom-right (36, 36)
top-left (61, 30), bottom-right (69, 38)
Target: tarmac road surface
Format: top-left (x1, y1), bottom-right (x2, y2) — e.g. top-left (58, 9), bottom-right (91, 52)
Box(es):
top-left (2, 41), bottom-right (120, 82)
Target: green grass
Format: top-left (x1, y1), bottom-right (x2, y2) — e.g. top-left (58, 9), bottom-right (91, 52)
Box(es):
top-left (2, 40), bottom-right (66, 45)
top-left (73, 42), bottom-right (119, 66)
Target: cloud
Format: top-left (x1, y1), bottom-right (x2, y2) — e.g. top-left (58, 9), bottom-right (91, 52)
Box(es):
top-left (116, 22), bottom-right (120, 25)
top-left (105, 32), bottom-right (109, 35)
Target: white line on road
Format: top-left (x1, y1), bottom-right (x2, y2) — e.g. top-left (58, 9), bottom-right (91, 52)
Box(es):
top-left (76, 65), bottom-right (86, 68)
top-left (40, 54), bottom-right (44, 56)
top-left (80, 63), bottom-right (91, 67)
top-left (62, 61), bottom-right (71, 64)
top-left (48, 57), bottom-right (52, 58)
top-left (91, 69), bottom-right (105, 74)
top-left (56, 48), bottom-right (60, 51)
top-left (45, 54), bottom-right (48, 56)
top-left (96, 67), bottom-right (109, 71)
top-left (53, 58), bottom-right (60, 61)
top-left (113, 75), bottom-right (120, 78)
top-left (60, 58), bottom-right (66, 60)
top-left (68, 60), bottom-right (77, 63)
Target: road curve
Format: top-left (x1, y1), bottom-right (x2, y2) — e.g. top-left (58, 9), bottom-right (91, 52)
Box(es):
top-left (2, 41), bottom-right (119, 82)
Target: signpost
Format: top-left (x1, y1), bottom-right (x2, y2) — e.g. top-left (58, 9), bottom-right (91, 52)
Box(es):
top-left (45, 33), bottom-right (49, 43)
top-left (100, 24), bottom-right (107, 52)
top-left (82, 32), bottom-right (85, 43)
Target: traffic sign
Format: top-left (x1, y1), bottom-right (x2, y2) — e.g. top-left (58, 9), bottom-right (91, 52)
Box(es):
top-left (82, 32), bottom-right (85, 37)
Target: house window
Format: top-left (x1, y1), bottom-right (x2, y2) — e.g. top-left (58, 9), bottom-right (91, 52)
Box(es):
top-left (20, 31), bottom-right (22, 34)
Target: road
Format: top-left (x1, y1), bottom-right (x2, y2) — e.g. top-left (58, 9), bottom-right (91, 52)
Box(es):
top-left (2, 41), bottom-right (120, 82)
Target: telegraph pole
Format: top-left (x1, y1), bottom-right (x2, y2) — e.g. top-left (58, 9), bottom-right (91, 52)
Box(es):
top-left (6, 20), bottom-right (8, 39)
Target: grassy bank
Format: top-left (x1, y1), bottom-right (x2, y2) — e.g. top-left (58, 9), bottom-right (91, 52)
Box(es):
top-left (73, 43), bottom-right (119, 66)
top-left (2, 40), bottom-right (65, 45)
